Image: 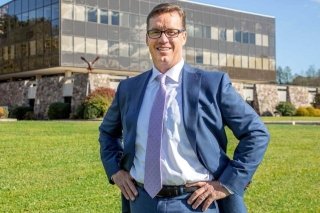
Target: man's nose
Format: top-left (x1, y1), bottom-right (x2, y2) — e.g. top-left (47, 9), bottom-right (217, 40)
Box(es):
top-left (158, 32), bottom-right (169, 42)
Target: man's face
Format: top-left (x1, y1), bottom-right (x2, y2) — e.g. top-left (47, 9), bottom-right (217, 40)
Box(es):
top-left (146, 11), bottom-right (187, 73)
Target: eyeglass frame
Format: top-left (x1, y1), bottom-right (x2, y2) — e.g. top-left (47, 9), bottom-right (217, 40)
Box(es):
top-left (146, 29), bottom-right (186, 39)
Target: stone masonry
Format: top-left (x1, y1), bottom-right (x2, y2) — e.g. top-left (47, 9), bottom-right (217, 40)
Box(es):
top-left (0, 73), bottom-right (318, 118)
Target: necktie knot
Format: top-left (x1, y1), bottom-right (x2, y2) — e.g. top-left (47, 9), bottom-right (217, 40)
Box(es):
top-left (157, 74), bottom-right (166, 85)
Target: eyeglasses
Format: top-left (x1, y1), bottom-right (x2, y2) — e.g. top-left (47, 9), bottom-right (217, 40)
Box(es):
top-left (147, 29), bottom-right (186, 39)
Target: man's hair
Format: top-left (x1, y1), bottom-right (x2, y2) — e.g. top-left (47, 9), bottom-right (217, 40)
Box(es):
top-left (146, 3), bottom-right (186, 30)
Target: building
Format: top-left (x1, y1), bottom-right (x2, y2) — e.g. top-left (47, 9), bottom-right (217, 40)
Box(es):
top-left (0, 0), bottom-right (316, 118)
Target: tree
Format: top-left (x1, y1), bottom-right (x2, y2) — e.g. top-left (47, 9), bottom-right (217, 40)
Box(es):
top-left (276, 66), bottom-right (292, 84)
top-left (306, 65), bottom-right (316, 77)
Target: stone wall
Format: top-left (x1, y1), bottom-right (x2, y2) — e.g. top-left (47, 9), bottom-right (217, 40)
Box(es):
top-left (34, 76), bottom-right (65, 119)
top-left (0, 80), bottom-right (31, 107)
top-left (254, 84), bottom-right (279, 115)
top-left (288, 86), bottom-right (310, 107)
top-left (0, 72), bottom-right (318, 118)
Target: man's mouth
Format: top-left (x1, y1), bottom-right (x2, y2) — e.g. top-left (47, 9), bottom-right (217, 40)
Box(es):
top-left (157, 47), bottom-right (171, 52)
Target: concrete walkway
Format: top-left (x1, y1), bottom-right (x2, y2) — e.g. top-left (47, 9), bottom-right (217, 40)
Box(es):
top-left (264, 120), bottom-right (320, 125)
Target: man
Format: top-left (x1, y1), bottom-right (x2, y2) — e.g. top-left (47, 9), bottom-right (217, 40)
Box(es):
top-left (99, 3), bottom-right (269, 213)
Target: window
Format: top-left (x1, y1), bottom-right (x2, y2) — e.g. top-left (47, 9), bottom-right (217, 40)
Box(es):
top-left (15, 0), bottom-right (22, 14)
top-left (235, 31), bottom-right (241, 43)
top-left (249, 57), bottom-right (255, 69)
top-left (29, 0), bottom-right (36, 10)
top-left (249, 33), bottom-right (255, 44)
top-left (129, 43), bottom-right (139, 58)
top-left (52, 3), bottom-right (59, 20)
top-left (211, 27), bottom-right (218, 40)
top-left (62, 3), bottom-right (73, 20)
top-left (203, 26), bottom-right (211, 39)
top-left (30, 41), bottom-right (36, 56)
top-left (98, 40), bottom-right (108, 55)
top-left (211, 52), bottom-right (218, 66)
top-left (44, 5), bottom-right (51, 20)
top-left (87, 7), bottom-right (97, 22)
top-left (120, 12), bottom-right (129, 27)
top-left (74, 37), bottom-right (85, 53)
top-left (226, 29), bottom-right (233, 42)
top-left (36, 7), bottom-right (44, 21)
top-left (195, 49), bottom-right (203, 64)
top-left (263, 58), bottom-right (269, 70)
top-left (243, 32), bottom-right (249, 44)
top-left (242, 55), bottom-right (248, 68)
top-left (256, 57), bottom-right (262, 69)
top-left (262, 35), bottom-right (269, 47)
top-left (187, 23), bottom-right (194, 37)
top-left (186, 48), bottom-right (195, 64)
top-left (86, 38), bottom-right (96, 54)
top-left (194, 25), bottom-right (202, 38)
top-left (219, 28), bottom-right (226, 41)
top-left (100, 9), bottom-right (108, 24)
top-left (219, 53), bottom-right (226, 67)
top-left (109, 41), bottom-right (119, 56)
top-left (203, 50), bottom-right (211, 65)
top-left (74, 5), bottom-right (85, 21)
top-left (255, 34), bottom-right (262, 46)
top-left (111, 11), bottom-right (119, 25)
top-left (61, 35), bottom-right (73, 52)
top-left (234, 55), bottom-right (241, 68)
top-left (227, 54), bottom-right (234, 67)
top-left (130, 14), bottom-right (139, 29)
top-left (119, 42), bottom-right (129, 57)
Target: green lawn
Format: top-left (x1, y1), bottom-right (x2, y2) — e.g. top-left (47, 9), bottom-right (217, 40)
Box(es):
top-left (0, 121), bottom-right (319, 212)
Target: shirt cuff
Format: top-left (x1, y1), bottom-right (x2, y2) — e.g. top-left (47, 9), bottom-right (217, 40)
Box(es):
top-left (220, 182), bottom-right (234, 195)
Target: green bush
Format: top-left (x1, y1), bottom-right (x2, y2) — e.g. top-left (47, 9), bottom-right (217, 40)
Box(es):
top-left (275, 102), bottom-right (296, 116)
top-left (83, 87), bottom-right (115, 119)
top-left (295, 107), bottom-right (309, 116)
top-left (9, 106), bottom-right (33, 120)
top-left (0, 106), bottom-right (9, 118)
top-left (313, 93), bottom-right (320, 109)
top-left (48, 102), bottom-right (71, 119)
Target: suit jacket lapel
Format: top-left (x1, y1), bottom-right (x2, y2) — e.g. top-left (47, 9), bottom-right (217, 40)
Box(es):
top-left (122, 70), bottom-right (152, 171)
top-left (182, 64), bottom-right (201, 153)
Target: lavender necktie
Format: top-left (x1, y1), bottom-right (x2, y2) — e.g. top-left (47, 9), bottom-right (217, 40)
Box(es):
top-left (144, 74), bottom-right (166, 198)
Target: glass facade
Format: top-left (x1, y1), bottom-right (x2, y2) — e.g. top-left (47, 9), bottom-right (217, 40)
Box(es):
top-left (0, 0), bottom-right (276, 82)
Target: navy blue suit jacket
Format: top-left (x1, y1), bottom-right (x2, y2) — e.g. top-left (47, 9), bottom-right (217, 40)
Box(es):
top-left (99, 64), bottom-right (270, 212)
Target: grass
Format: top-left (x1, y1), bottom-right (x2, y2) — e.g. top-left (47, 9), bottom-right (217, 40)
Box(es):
top-left (0, 121), bottom-right (319, 212)
top-left (261, 116), bottom-right (320, 121)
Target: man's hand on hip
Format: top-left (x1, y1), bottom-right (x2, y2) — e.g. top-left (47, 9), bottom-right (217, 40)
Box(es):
top-left (111, 170), bottom-right (138, 201)
top-left (186, 181), bottom-right (230, 212)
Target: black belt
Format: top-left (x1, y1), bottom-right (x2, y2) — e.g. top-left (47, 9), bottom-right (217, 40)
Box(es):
top-left (136, 182), bottom-right (199, 197)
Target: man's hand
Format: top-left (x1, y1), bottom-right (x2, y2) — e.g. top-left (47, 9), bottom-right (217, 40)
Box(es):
top-left (111, 170), bottom-right (138, 201)
top-left (186, 181), bottom-right (230, 212)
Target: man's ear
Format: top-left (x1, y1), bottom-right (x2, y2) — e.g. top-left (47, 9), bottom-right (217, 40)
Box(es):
top-left (182, 31), bottom-right (187, 46)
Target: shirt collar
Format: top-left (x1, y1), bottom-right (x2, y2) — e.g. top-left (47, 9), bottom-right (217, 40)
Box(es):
top-left (151, 59), bottom-right (184, 83)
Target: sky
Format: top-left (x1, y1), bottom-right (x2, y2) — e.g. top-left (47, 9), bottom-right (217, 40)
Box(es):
top-left (0, 0), bottom-right (319, 74)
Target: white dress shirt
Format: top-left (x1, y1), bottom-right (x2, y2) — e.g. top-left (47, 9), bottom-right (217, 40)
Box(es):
top-left (130, 59), bottom-right (212, 185)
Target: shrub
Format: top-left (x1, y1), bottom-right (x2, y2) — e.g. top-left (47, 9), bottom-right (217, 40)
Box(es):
top-left (295, 107), bottom-right (309, 116)
top-left (313, 93), bottom-right (320, 109)
top-left (275, 102), bottom-right (296, 116)
top-left (10, 106), bottom-right (33, 120)
top-left (48, 102), bottom-right (71, 119)
top-left (0, 107), bottom-right (8, 118)
top-left (83, 87), bottom-right (115, 119)
top-left (305, 106), bottom-right (320, 117)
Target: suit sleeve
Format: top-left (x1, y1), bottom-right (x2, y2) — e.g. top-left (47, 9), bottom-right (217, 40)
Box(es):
top-left (99, 82), bottom-right (124, 184)
top-left (218, 73), bottom-right (270, 196)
